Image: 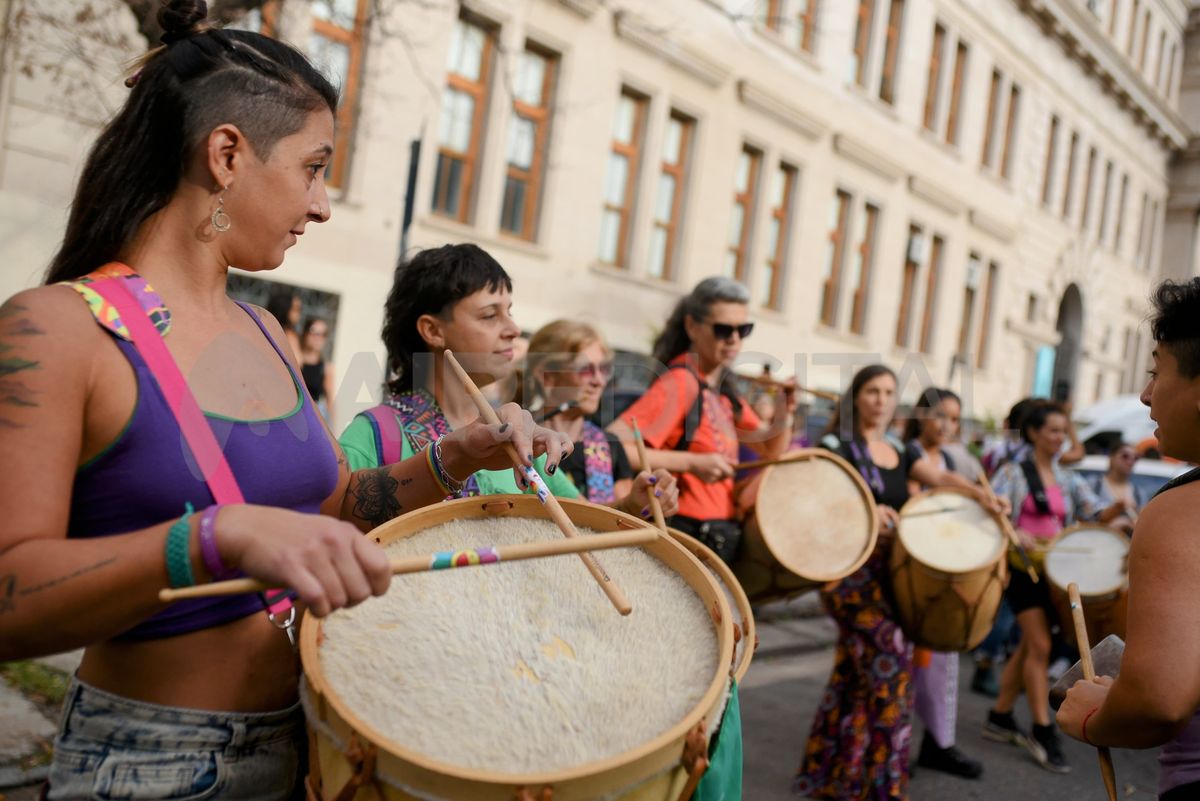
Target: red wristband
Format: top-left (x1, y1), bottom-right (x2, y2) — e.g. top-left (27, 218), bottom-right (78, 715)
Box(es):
top-left (198, 505), bottom-right (236, 581)
top-left (1081, 707), bottom-right (1099, 747)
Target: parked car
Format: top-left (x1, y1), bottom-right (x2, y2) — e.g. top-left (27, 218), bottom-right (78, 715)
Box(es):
top-left (1069, 454), bottom-right (1192, 503)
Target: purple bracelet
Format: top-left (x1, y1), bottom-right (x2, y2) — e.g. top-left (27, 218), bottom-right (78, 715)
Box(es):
top-left (198, 505), bottom-right (236, 581)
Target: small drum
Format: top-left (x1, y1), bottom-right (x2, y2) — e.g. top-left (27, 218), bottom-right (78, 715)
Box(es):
top-left (667, 528), bottom-right (756, 682)
top-left (733, 449), bottom-right (878, 604)
top-left (301, 496), bottom-right (735, 801)
top-left (890, 489), bottom-right (1008, 652)
top-left (1044, 524), bottom-right (1131, 649)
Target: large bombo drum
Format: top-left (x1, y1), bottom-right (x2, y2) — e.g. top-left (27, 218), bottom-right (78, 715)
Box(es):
top-left (1044, 524), bottom-right (1130, 649)
top-left (733, 449), bottom-right (878, 604)
top-left (666, 528), bottom-right (756, 683)
top-left (300, 496), bottom-right (735, 801)
top-left (890, 489), bottom-right (1008, 652)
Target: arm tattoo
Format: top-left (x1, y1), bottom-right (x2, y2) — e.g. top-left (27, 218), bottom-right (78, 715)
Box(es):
top-left (0, 303), bottom-right (44, 428)
top-left (350, 468), bottom-right (403, 527)
top-left (0, 556), bottom-right (117, 615)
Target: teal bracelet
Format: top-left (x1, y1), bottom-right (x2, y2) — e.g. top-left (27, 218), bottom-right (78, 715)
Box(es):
top-left (165, 502), bottom-right (197, 589)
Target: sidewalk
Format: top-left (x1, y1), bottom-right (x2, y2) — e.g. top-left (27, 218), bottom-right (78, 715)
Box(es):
top-left (752, 592), bottom-right (838, 659)
top-left (0, 651), bottom-right (81, 792)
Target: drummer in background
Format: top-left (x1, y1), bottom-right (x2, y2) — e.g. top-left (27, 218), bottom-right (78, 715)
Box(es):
top-left (339, 245), bottom-right (669, 520)
top-left (903, 388), bottom-right (985, 780)
top-left (794, 365), bottom-right (1002, 801)
top-left (520, 318), bottom-right (679, 516)
top-left (609, 277), bottom-right (796, 564)
top-left (1084, 442), bottom-right (1145, 535)
top-left (983, 400), bottom-right (1126, 774)
top-left (1057, 278), bottom-right (1200, 801)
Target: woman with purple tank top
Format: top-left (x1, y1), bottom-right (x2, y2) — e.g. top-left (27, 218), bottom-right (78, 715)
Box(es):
top-left (0, 3), bottom-right (571, 799)
top-left (1058, 279), bottom-right (1200, 801)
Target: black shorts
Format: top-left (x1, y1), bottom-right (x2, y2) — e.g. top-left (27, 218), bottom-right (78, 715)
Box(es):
top-left (1005, 566), bottom-right (1056, 621)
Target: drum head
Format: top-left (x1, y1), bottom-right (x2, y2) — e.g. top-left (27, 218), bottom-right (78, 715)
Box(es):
top-left (1045, 525), bottom-right (1130, 597)
top-left (755, 450), bottom-right (876, 581)
top-left (898, 490), bottom-right (1006, 574)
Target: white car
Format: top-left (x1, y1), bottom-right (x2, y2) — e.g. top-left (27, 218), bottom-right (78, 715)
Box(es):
top-left (1069, 454), bottom-right (1192, 503)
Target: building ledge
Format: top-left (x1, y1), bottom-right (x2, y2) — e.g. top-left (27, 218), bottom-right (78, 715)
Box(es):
top-left (737, 79), bottom-right (827, 141)
top-left (1017, 0), bottom-right (1187, 150)
top-left (833, 133), bottom-right (905, 182)
top-left (613, 11), bottom-right (731, 88)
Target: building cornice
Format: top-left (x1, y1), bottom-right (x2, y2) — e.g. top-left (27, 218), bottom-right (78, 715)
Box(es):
top-left (908, 175), bottom-right (966, 216)
top-left (736, 79), bottom-right (827, 141)
top-left (613, 11), bottom-right (731, 88)
top-left (556, 0), bottom-right (600, 17)
top-left (833, 133), bottom-right (905, 182)
top-left (1005, 317), bottom-right (1063, 347)
top-left (968, 208), bottom-right (1018, 243)
top-left (1016, 0), bottom-right (1188, 150)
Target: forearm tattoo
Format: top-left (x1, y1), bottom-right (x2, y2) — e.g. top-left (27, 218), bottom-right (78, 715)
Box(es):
top-left (0, 556), bottom-right (118, 616)
top-left (0, 303), bottom-right (44, 428)
top-left (350, 468), bottom-right (403, 527)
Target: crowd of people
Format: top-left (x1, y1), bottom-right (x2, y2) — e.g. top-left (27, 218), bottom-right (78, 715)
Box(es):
top-left (0, 3), bottom-right (1197, 800)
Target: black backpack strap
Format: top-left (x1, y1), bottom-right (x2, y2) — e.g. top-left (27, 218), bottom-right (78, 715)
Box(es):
top-left (1018, 458), bottom-right (1052, 516)
top-left (668, 363), bottom-right (706, 451)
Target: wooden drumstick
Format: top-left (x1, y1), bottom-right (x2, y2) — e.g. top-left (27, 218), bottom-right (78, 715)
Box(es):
top-left (631, 419), bottom-right (668, 533)
top-left (1068, 583), bottom-right (1119, 801)
top-left (159, 528), bottom-right (659, 602)
top-left (444, 350), bottom-right (634, 615)
top-left (732, 452), bottom-right (815, 472)
top-left (748, 375), bottom-right (840, 403)
top-left (977, 470), bottom-right (1039, 584)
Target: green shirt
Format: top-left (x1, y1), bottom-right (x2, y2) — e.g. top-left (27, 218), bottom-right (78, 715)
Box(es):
top-left (339, 400), bottom-right (579, 499)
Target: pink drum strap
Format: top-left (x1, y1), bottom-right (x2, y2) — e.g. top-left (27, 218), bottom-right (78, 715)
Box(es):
top-left (88, 268), bottom-right (296, 624)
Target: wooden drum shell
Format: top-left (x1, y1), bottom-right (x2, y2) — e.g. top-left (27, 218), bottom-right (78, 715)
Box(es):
top-left (889, 488), bottom-right (1008, 653)
top-left (665, 528), bottom-right (756, 683)
top-left (732, 449), bottom-right (878, 605)
top-left (300, 495), bottom-right (735, 801)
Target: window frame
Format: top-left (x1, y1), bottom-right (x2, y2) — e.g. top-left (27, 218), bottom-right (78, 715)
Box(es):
top-left (918, 234), bottom-right (944, 354)
top-left (851, 0), bottom-right (877, 88)
top-left (821, 189), bottom-right (853, 327)
top-left (922, 22), bottom-right (947, 132)
top-left (1080, 145), bottom-right (1098, 234)
top-left (976, 261), bottom-right (999, 369)
top-left (848, 202), bottom-right (880, 335)
top-left (877, 0), bottom-right (906, 105)
top-left (944, 40), bottom-right (969, 145)
top-left (1114, 172), bottom-right (1129, 253)
top-left (598, 89), bottom-right (648, 269)
top-left (895, 224), bottom-right (922, 347)
top-left (999, 82), bottom-right (1021, 180)
top-left (432, 16), bottom-right (497, 223)
top-left (499, 43), bottom-right (559, 241)
top-left (1041, 114), bottom-right (1059, 207)
top-left (762, 162), bottom-right (798, 311)
top-left (980, 69), bottom-right (1003, 169)
top-left (1061, 130), bottom-right (1079, 221)
top-left (727, 145), bottom-right (763, 282)
top-left (647, 111), bottom-right (694, 282)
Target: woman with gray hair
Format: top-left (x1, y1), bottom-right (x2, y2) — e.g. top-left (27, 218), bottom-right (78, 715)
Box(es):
top-left (609, 277), bottom-right (795, 563)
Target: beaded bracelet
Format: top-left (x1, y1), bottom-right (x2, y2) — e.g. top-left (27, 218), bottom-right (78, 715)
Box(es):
top-left (165, 502), bottom-right (197, 589)
top-left (1081, 707), bottom-right (1099, 747)
top-left (198, 505), bottom-right (237, 581)
top-left (425, 436), bottom-right (464, 496)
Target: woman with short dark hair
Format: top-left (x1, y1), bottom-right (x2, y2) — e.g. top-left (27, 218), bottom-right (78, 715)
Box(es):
top-left (1058, 278), bottom-right (1200, 801)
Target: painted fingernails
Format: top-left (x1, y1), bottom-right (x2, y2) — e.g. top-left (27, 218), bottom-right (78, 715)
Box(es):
top-left (498, 423), bottom-right (510, 433)
top-left (547, 463), bottom-right (557, 475)
top-left (648, 475), bottom-right (658, 484)
top-left (641, 506), bottom-right (650, 518)
top-left (655, 489), bottom-right (662, 497)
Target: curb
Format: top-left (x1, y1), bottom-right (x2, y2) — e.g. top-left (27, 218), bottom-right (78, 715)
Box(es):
top-left (0, 764), bottom-right (48, 791)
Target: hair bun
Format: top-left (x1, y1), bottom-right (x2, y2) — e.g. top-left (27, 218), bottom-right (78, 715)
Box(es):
top-left (158, 0), bottom-right (208, 45)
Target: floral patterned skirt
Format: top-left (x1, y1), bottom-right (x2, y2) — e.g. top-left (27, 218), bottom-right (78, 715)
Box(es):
top-left (793, 552), bottom-right (914, 801)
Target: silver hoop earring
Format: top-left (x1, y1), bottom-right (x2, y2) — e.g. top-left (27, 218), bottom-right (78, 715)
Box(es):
top-left (211, 185), bottom-right (231, 233)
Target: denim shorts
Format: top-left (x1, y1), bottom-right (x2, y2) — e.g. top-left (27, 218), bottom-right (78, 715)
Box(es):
top-left (46, 678), bottom-right (305, 801)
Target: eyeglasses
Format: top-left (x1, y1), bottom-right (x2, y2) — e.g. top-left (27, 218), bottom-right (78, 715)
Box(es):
top-left (568, 362), bottom-right (609, 381)
top-left (711, 322), bottom-right (754, 341)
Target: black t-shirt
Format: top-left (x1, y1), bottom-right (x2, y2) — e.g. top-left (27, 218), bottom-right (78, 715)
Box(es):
top-left (823, 435), bottom-right (921, 510)
top-left (560, 434), bottom-right (635, 496)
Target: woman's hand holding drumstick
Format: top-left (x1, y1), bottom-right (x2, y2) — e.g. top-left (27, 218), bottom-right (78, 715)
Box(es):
top-left (159, 528), bottom-right (659, 603)
top-left (444, 350), bottom-right (636, 615)
top-left (632, 420), bottom-right (668, 533)
top-left (977, 470), bottom-right (1039, 583)
top-left (1067, 583), bottom-right (1119, 801)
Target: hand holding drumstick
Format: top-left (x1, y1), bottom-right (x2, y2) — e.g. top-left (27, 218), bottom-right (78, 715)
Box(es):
top-left (444, 351), bottom-right (636, 615)
top-left (1064, 583), bottom-right (1119, 801)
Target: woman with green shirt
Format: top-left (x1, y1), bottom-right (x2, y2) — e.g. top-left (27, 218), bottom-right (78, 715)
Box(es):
top-left (340, 244), bottom-right (670, 518)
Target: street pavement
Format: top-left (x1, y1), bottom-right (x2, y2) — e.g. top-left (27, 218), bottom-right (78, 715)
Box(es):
top-left (0, 603), bottom-right (1165, 801)
top-left (742, 599), bottom-right (1162, 800)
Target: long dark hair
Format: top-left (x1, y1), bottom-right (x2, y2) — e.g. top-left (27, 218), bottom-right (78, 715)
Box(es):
top-left (381, 244), bottom-right (512, 395)
top-left (903, 386), bottom-right (961, 443)
top-left (825, 364), bottom-right (897, 441)
top-left (44, 0), bottom-right (337, 284)
top-left (264, 284), bottom-right (298, 332)
top-left (1020, 400), bottom-right (1066, 444)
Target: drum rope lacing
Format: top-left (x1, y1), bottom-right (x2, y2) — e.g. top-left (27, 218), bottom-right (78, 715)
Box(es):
top-left (299, 677), bottom-right (729, 801)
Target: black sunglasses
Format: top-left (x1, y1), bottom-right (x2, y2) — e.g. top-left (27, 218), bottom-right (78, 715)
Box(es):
top-left (711, 322), bottom-right (754, 341)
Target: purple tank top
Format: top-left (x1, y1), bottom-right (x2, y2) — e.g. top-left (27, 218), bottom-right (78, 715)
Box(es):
top-left (69, 301), bottom-right (339, 640)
